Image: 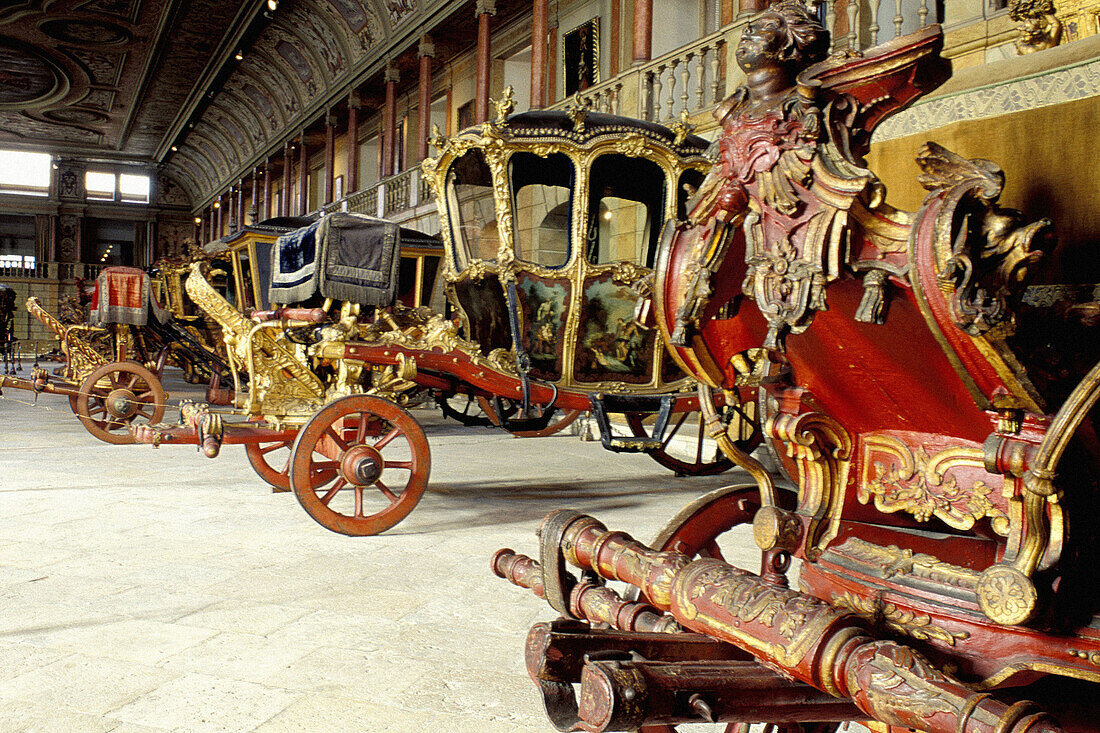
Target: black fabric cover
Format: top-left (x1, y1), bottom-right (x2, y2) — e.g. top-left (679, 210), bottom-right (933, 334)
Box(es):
top-left (269, 213), bottom-right (401, 306)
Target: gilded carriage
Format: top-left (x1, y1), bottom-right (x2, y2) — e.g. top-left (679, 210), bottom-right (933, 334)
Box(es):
top-left (133, 100), bottom-right (761, 536)
top-left (494, 7), bottom-right (1100, 732)
top-left (1, 267), bottom-right (168, 443)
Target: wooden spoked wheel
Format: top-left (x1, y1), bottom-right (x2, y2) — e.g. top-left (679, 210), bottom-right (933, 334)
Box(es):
top-left (289, 394), bottom-right (430, 536)
top-left (75, 361), bottom-right (166, 444)
top-left (476, 396), bottom-right (582, 438)
top-left (624, 397), bottom-right (760, 477)
top-left (247, 438), bottom-right (338, 493)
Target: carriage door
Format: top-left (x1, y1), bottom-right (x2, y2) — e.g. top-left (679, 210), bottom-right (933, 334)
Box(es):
top-left (509, 151), bottom-right (574, 383)
top-left (573, 153), bottom-right (665, 386)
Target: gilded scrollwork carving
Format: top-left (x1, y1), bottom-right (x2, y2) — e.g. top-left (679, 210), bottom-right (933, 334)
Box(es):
top-left (916, 142), bottom-right (1050, 337)
top-left (859, 434), bottom-right (1010, 535)
top-left (831, 591), bottom-right (970, 646)
top-left (769, 409), bottom-right (852, 558)
top-left (831, 538), bottom-right (981, 590)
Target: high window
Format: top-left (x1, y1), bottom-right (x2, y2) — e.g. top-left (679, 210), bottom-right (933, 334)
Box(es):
top-left (0, 150), bottom-right (51, 196)
top-left (86, 170), bottom-right (151, 203)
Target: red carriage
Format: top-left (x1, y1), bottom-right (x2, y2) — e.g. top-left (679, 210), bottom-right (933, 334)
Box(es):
top-left (494, 4), bottom-right (1100, 731)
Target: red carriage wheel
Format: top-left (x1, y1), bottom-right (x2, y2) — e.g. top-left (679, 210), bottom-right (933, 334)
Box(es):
top-left (289, 394), bottom-right (430, 536)
top-left (247, 438), bottom-right (338, 493)
top-left (75, 361), bottom-right (166, 444)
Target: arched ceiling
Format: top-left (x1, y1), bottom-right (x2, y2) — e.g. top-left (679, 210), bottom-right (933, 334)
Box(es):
top-left (164, 0), bottom-right (426, 205)
top-left (0, 0), bottom-right (264, 208)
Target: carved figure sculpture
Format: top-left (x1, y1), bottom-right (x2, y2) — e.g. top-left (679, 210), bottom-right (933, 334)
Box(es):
top-left (1010, 0), bottom-right (1062, 53)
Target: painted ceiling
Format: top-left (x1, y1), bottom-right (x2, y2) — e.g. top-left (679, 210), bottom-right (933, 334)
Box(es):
top-left (0, 0), bottom-right (465, 209)
top-left (0, 0), bottom-right (255, 183)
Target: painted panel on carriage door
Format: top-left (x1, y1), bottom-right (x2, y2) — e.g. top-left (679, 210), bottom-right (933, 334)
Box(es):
top-left (574, 274), bottom-right (653, 384)
top-left (516, 274), bottom-right (569, 382)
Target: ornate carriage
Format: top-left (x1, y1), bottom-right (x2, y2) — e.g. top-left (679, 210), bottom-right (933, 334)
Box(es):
top-left (133, 101), bottom-right (760, 536)
top-left (494, 7), bottom-right (1100, 731)
top-left (1, 267), bottom-right (170, 443)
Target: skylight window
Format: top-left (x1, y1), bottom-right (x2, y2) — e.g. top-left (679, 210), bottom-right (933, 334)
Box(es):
top-left (0, 150), bottom-right (51, 196)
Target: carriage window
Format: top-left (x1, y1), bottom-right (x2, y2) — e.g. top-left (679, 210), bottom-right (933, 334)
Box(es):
top-left (446, 149), bottom-right (498, 270)
top-left (677, 168), bottom-right (706, 221)
top-left (587, 154), bottom-right (665, 267)
top-left (236, 252), bottom-right (256, 311)
top-left (510, 152), bottom-right (573, 268)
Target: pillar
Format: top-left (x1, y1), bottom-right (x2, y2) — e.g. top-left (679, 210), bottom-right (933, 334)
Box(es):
top-left (347, 93), bottom-right (360, 194)
top-left (282, 140), bottom-right (293, 217)
top-left (235, 180), bottom-right (244, 230)
top-left (548, 18), bottom-right (558, 101)
top-left (382, 61), bottom-right (398, 177)
top-left (263, 159), bottom-right (273, 221)
top-left (215, 196), bottom-right (223, 237)
top-left (475, 0), bottom-right (496, 123)
top-left (417, 35), bottom-right (435, 161)
top-left (324, 113), bottom-right (336, 205)
top-left (633, 0), bottom-right (652, 63)
top-left (531, 1), bottom-right (548, 109)
top-left (250, 169), bottom-right (259, 225)
top-left (297, 130), bottom-right (308, 216)
top-left (609, 0), bottom-right (621, 77)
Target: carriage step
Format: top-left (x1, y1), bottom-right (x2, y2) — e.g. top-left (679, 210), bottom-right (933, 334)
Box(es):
top-left (607, 436), bottom-right (662, 452)
top-left (588, 392), bottom-right (676, 454)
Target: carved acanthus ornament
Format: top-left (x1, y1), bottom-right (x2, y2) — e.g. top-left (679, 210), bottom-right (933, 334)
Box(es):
top-left (26, 296), bottom-right (109, 382)
top-left (831, 591), bottom-right (970, 646)
top-left (830, 538), bottom-right (981, 590)
top-left (859, 434), bottom-right (1010, 535)
top-left (916, 142), bottom-right (1050, 338)
top-left (769, 408), bottom-right (852, 559)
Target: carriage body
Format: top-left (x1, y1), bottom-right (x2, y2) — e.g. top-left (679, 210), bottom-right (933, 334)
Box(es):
top-left (493, 17), bottom-right (1100, 732)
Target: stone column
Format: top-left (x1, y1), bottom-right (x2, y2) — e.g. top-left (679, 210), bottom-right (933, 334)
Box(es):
top-left (347, 92), bottom-right (360, 194)
top-left (208, 207), bottom-right (215, 241)
top-left (297, 131), bottom-right (308, 215)
top-left (215, 197), bottom-right (223, 237)
top-left (282, 140), bottom-right (293, 217)
top-left (263, 159), bottom-right (273, 221)
top-left (382, 61), bottom-right (398, 177)
top-left (531, 0), bottom-right (548, 109)
top-left (417, 35), bottom-right (435, 161)
top-left (475, 0), bottom-right (496, 123)
top-left (324, 113), bottom-right (336, 205)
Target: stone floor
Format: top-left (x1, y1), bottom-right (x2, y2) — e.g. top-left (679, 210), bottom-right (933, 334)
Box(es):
top-left (0, 370), bottom-right (762, 732)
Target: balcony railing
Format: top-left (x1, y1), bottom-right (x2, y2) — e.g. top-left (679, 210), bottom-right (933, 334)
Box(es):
top-left (0, 261), bottom-right (102, 281)
top-left (642, 29), bottom-right (729, 124)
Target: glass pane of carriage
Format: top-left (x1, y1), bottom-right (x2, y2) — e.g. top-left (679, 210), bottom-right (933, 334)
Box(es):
top-left (447, 148), bottom-right (497, 268)
top-left (511, 151), bottom-right (572, 268)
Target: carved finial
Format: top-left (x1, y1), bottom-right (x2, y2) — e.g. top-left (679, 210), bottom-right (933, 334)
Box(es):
top-left (428, 123), bottom-right (446, 152)
top-left (491, 86), bottom-right (516, 127)
top-left (1009, 0), bottom-right (1061, 54)
top-left (670, 110), bottom-right (695, 146)
top-left (566, 92), bottom-right (593, 133)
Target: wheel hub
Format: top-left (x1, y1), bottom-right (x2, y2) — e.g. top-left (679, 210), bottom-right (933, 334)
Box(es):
top-left (340, 444), bottom-right (384, 485)
top-left (105, 388), bottom-right (138, 419)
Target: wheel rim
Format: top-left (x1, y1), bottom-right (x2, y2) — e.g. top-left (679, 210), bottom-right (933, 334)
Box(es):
top-left (438, 392), bottom-right (495, 427)
top-left (76, 361), bottom-right (166, 444)
top-left (290, 394), bottom-right (430, 536)
top-left (626, 397), bottom-right (760, 477)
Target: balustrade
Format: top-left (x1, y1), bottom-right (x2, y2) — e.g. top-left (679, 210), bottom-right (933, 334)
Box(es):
top-left (824, 0), bottom-right (939, 52)
top-left (640, 31), bottom-right (727, 123)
